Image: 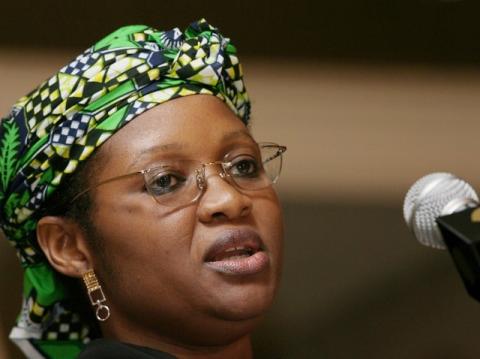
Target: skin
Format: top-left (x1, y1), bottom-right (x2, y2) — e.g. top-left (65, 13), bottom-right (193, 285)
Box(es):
top-left (37, 94), bottom-right (284, 359)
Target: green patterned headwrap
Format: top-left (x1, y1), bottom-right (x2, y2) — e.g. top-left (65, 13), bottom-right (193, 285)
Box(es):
top-left (0, 19), bottom-right (250, 359)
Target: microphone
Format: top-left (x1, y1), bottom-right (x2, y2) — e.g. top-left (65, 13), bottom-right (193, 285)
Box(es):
top-left (403, 172), bottom-right (480, 301)
top-left (403, 172), bottom-right (479, 249)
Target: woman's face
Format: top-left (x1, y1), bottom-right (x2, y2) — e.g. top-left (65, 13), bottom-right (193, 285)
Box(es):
top-left (87, 95), bottom-right (284, 346)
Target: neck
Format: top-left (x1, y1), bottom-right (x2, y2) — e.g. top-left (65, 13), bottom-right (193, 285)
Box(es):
top-left (104, 332), bottom-right (253, 359)
top-left (101, 315), bottom-right (255, 359)
top-left (151, 335), bottom-right (253, 359)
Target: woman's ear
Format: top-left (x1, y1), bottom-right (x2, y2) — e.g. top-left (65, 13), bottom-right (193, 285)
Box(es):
top-left (37, 216), bottom-right (93, 278)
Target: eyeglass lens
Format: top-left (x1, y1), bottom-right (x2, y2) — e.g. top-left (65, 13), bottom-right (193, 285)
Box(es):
top-left (143, 143), bottom-right (285, 207)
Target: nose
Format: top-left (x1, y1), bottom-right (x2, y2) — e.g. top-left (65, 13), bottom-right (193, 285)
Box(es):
top-left (197, 165), bottom-right (253, 223)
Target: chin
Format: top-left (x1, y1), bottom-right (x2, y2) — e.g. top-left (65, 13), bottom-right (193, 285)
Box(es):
top-left (209, 279), bottom-right (278, 322)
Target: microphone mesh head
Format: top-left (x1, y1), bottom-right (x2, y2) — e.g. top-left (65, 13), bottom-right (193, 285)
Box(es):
top-left (403, 172), bottom-right (478, 249)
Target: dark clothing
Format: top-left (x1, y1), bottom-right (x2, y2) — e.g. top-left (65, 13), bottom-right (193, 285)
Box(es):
top-left (77, 339), bottom-right (177, 358)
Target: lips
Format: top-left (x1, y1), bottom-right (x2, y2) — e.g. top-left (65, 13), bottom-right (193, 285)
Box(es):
top-left (204, 229), bottom-right (269, 275)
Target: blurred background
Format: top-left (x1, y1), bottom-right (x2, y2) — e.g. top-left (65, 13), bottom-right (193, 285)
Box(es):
top-left (2, 0), bottom-right (480, 358)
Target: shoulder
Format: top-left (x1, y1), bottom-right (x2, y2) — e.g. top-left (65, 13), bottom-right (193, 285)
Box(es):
top-left (77, 339), bottom-right (176, 359)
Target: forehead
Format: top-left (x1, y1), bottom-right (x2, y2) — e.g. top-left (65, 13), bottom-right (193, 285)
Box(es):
top-left (98, 95), bottom-right (252, 174)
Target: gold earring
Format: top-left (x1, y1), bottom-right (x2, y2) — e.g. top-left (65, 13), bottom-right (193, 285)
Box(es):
top-left (82, 269), bottom-right (111, 322)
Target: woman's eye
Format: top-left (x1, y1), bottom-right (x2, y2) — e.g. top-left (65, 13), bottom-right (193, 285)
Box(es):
top-left (230, 158), bottom-right (259, 177)
top-left (148, 173), bottom-right (185, 195)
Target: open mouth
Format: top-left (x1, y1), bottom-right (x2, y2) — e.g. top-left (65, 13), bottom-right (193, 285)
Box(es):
top-left (207, 245), bottom-right (259, 262)
top-left (204, 229), bottom-right (269, 275)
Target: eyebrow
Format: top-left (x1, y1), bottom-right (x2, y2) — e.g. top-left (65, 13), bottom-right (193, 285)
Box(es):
top-left (140, 142), bottom-right (185, 155)
top-left (127, 142), bottom-right (185, 171)
top-left (221, 129), bottom-right (255, 142)
top-left (127, 129), bottom-right (254, 170)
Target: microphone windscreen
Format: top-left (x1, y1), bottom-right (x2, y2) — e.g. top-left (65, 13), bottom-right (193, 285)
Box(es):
top-left (403, 172), bottom-right (478, 249)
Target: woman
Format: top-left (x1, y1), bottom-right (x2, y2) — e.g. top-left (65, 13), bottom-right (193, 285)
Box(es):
top-left (0, 19), bottom-right (286, 358)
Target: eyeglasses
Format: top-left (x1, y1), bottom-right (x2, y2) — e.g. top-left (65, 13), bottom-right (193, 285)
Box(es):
top-left (71, 142), bottom-right (286, 208)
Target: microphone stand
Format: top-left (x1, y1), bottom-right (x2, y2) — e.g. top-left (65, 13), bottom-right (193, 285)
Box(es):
top-left (437, 206), bottom-right (480, 302)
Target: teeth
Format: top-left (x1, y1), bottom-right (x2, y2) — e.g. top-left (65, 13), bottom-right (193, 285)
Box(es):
top-left (210, 246), bottom-right (256, 262)
top-left (225, 246), bottom-right (246, 253)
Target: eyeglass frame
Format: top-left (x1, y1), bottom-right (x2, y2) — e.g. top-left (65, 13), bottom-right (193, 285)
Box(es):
top-left (69, 142), bottom-right (287, 207)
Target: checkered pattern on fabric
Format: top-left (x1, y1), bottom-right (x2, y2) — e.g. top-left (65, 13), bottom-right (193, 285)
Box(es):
top-left (0, 19), bottom-right (251, 359)
top-left (62, 53), bottom-right (101, 76)
top-left (52, 115), bottom-right (91, 146)
top-left (43, 309), bottom-right (87, 342)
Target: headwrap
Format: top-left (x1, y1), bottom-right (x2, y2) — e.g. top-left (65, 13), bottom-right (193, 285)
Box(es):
top-left (0, 19), bottom-right (250, 359)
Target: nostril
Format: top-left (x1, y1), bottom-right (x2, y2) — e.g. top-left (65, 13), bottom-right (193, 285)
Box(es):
top-left (211, 212), bottom-right (227, 220)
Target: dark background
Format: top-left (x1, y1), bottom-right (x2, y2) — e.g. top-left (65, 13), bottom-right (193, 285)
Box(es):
top-left (2, 0), bottom-right (480, 64)
top-left (3, 1), bottom-right (480, 358)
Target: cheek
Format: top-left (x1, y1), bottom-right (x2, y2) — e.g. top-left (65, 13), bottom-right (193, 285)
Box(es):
top-left (91, 195), bottom-right (198, 294)
top-left (252, 190), bottom-right (284, 267)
